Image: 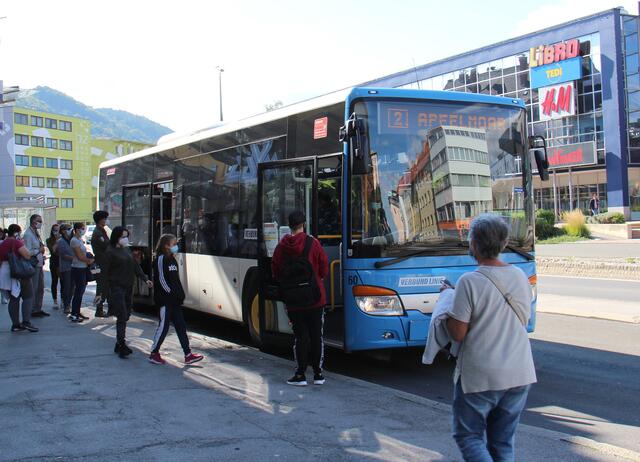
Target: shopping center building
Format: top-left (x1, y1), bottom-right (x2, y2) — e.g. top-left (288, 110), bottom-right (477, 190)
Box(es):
top-left (367, 7), bottom-right (640, 220)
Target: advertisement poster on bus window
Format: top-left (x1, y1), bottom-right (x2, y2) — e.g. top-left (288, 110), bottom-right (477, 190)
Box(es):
top-left (264, 222), bottom-right (278, 257)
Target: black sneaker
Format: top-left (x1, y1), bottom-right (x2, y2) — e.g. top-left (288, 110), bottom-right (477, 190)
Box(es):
top-left (31, 311), bottom-right (44, 318)
top-left (77, 312), bottom-right (89, 320)
top-left (11, 324), bottom-right (26, 332)
top-left (69, 315), bottom-right (83, 323)
top-left (21, 322), bottom-right (39, 332)
top-left (313, 373), bottom-right (325, 385)
top-left (40, 310), bottom-right (50, 317)
top-left (286, 374), bottom-right (307, 386)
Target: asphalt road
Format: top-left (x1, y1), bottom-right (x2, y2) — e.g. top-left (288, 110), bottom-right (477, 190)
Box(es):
top-left (536, 240), bottom-right (640, 258)
top-left (538, 274), bottom-right (640, 303)
top-left (159, 276), bottom-right (640, 454)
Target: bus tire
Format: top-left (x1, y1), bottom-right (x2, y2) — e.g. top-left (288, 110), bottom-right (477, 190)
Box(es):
top-left (242, 270), bottom-right (262, 347)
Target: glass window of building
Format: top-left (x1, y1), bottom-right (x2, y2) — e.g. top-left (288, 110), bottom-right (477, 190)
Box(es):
top-left (45, 138), bottom-right (58, 149)
top-left (31, 156), bottom-right (44, 167)
top-left (15, 155), bottom-right (29, 166)
top-left (46, 178), bottom-right (59, 188)
top-left (15, 176), bottom-right (29, 187)
top-left (59, 120), bottom-right (72, 131)
top-left (31, 177), bottom-right (45, 188)
top-left (30, 116), bottom-right (43, 127)
top-left (30, 136), bottom-right (44, 147)
top-left (60, 159), bottom-right (73, 170)
top-left (45, 118), bottom-right (57, 129)
top-left (60, 198), bottom-right (74, 208)
top-left (45, 158), bottom-right (58, 168)
top-left (46, 198), bottom-right (59, 206)
top-left (59, 140), bottom-right (73, 151)
top-left (60, 179), bottom-right (73, 189)
top-left (14, 113), bottom-right (28, 125)
top-left (15, 134), bottom-right (29, 145)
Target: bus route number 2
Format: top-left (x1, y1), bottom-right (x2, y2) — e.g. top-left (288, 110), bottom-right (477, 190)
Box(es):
top-left (387, 108), bottom-right (409, 129)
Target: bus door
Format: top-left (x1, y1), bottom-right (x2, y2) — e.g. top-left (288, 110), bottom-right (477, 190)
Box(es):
top-left (257, 158), bottom-right (317, 345)
top-left (122, 183), bottom-right (153, 301)
top-left (316, 154), bottom-right (344, 347)
top-left (152, 181), bottom-right (176, 245)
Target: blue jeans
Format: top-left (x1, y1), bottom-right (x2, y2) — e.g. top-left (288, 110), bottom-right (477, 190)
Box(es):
top-left (452, 379), bottom-right (530, 462)
top-left (71, 268), bottom-right (87, 316)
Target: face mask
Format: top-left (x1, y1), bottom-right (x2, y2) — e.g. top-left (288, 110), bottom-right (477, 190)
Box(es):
top-left (16, 233), bottom-right (22, 240)
top-left (170, 244), bottom-right (179, 254)
top-left (65, 230), bottom-right (72, 237)
top-left (79, 229), bottom-right (86, 237)
top-left (119, 237), bottom-right (130, 247)
top-left (35, 223), bottom-right (42, 230)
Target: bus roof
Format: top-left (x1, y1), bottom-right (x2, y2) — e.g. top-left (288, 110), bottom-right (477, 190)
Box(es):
top-left (99, 87), bottom-right (524, 169)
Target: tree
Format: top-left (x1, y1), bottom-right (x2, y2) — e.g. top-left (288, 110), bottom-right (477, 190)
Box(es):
top-left (264, 100), bottom-right (283, 112)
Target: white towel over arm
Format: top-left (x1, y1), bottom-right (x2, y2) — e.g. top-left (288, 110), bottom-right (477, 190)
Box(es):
top-left (422, 288), bottom-right (460, 364)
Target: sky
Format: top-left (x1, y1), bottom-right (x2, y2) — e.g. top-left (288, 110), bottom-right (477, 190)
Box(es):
top-left (0, 0), bottom-right (636, 134)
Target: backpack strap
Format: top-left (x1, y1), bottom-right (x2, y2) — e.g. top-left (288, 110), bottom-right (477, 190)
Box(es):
top-left (476, 267), bottom-right (527, 326)
top-left (302, 236), bottom-right (313, 260)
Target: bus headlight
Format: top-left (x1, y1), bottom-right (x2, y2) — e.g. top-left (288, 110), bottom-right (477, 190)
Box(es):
top-left (529, 275), bottom-right (537, 301)
top-left (352, 285), bottom-right (404, 316)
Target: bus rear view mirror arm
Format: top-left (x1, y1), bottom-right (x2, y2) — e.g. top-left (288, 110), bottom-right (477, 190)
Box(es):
top-left (340, 112), bottom-right (371, 175)
top-left (529, 135), bottom-right (550, 181)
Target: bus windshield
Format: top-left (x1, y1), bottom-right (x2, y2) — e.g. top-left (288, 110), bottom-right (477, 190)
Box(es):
top-left (350, 99), bottom-right (532, 258)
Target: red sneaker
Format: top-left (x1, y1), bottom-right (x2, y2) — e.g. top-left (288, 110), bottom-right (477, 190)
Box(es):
top-left (184, 352), bottom-right (203, 364)
top-left (148, 352), bottom-right (166, 365)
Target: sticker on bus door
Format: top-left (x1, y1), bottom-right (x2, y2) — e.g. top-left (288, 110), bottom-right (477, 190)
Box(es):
top-left (264, 222), bottom-right (279, 257)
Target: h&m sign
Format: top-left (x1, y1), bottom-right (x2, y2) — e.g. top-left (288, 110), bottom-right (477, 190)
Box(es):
top-left (539, 83), bottom-right (575, 121)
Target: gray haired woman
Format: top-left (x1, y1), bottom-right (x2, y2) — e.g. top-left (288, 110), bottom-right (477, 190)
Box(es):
top-left (446, 214), bottom-right (536, 461)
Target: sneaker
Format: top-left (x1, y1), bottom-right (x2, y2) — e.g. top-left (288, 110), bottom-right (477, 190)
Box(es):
top-left (77, 312), bottom-right (89, 320)
top-left (52, 300), bottom-right (59, 310)
top-left (69, 315), bottom-right (83, 323)
top-left (11, 324), bottom-right (26, 332)
top-left (184, 353), bottom-right (204, 364)
top-left (21, 322), bottom-right (39, 332)
top-left (93, 295), bottom-right (102, 306)
top-left (31, 311), bottom-right (44, 318)
top-left (313, 373), bottom-right (325, 385)
top-left (286, 374), bottom-right (307, 386)
top-left (63, 306), bottom-right (71, 314)
top-left (148, 352), bottom-right (166, 365)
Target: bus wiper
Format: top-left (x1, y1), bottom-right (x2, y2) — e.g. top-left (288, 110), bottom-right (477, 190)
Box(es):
top-left (374, 248), bottom-right (436, 269)
top-left (504, 244), bottom-right (535, 261)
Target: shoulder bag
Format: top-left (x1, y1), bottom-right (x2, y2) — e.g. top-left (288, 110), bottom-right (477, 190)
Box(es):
top-left (476, 267), bottom-right (527, 326)
top-left (8, 241), bottom-right (36, 279)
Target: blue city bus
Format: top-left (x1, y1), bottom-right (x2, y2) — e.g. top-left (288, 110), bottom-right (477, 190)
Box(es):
top-left (98, 87), bottom-right (548, 352)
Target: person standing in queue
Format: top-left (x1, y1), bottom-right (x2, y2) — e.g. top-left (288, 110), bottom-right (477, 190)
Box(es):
top-left (102, 226), bottom-right (152, 358)
top-left (0, 224), bottom-right (38, 332)
top-left (446, 214), bottom-right (536, 461)
top-left (272, 211), bottom-right (329, 386)
top-left (23, 214), bottom-right (49, 318)
top-left (46, 224), bottom-right (61, 310)
top-left (148, 234), bottom-right (203, 365)
top-left (90, 211), bottom-right (111, 317)
top-left (57, 224), bottom-right (75, 314)
top-left (70, 223), bottom-right (94, 323)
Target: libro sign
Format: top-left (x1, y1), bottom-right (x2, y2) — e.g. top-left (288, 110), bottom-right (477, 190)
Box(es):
top-left (529, 39), bottom-right (582, 89)
top-left (529, 39), bottom-right (580, 68)
top-left (539, 83), bottom-right (575, 121)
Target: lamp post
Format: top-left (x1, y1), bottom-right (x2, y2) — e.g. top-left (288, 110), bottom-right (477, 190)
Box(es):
top-left (216, 66), bottom-right (224, 122)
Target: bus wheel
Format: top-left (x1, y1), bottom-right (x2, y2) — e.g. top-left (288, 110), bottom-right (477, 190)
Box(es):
top-left (243, 277), bottom-right (262, 346)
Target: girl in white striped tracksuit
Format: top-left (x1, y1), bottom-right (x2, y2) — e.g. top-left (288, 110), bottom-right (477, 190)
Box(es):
top-left (149, 234), bottom-right (203, 365)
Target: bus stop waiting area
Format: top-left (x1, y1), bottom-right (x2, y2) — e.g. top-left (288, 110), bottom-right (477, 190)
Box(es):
top-left (0, 294), bottom-right (612, 461)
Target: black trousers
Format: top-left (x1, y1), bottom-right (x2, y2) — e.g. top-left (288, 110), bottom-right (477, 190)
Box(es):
top-left (151, 303), bottom-right (191, 355)
top-left (110, 284), bottom-right (132, 344)
top-left (50, 264), bottom-right (59, 301)
top-left (288, 308), bottom-right (324, 375)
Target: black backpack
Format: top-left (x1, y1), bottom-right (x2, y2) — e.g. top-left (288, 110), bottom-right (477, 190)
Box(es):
top-left (278, 236), bottom-right (321, 308)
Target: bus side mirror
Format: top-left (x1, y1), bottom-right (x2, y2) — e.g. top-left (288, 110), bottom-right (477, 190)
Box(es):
top-left (340, 113), bottom-right (371, 175)
top-left (529, 135), bottom-right (549, 181)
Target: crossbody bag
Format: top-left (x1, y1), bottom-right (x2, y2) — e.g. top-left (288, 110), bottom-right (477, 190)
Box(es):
top-left (476, 267), bottom-right (527, 327)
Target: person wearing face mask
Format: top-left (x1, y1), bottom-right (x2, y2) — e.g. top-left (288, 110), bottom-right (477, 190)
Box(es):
top-left (57, 224), bottom-right (75, 314)
top-left (0, 229), bottom-right (8, 305)
top-left (148, 234), bottom-right (203, 365)
top-left (102, 226), bottom-right (152, 358)
top-left (46, 224), bottom-right (62, 309)
top-left (69, 222), bottom-right (95, 323)
top-left (90, 210), bottom-right (111, 317)
top-left (23, 214), bottom-right (49, 318)
top-left (0, 224), bottom-right (38, 332)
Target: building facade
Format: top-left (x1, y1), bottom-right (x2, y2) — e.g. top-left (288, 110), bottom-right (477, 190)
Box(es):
top-left (0, 105), bottom-right (151, 223)
top-left (368, 7), bottom-right (640, 220)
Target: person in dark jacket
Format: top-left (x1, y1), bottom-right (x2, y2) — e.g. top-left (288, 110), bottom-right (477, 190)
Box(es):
top-left (102, 226), bottom-right (152, 358)
top-left (271, 211), bottom-right (329, 386)
top-left (45, 224), bottom-right (61, 310)
top-left (57, 224), bottom-right (75, 314)
top-left (90, 210), bottom-right (111, 317)
top-left (148, 234), bottom-right (203, 365)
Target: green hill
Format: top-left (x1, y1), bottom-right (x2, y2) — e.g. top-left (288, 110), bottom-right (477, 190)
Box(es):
top-left (16, 86), bottom-right (172, 144)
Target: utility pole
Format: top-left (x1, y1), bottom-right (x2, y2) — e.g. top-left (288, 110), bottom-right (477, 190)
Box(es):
top-left (216, 66), bottom-right (224, 122)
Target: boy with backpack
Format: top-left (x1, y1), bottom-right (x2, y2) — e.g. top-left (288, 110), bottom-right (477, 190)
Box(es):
top-left (272, 211), bottom-right (329, 386)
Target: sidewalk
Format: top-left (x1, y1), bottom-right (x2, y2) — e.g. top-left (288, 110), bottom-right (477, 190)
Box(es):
top-left (537, 293), bottom-right (640, 324)
top-left (0, 296), bottom-right (636, 461)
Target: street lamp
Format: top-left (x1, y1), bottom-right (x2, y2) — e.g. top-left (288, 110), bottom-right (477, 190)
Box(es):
top-left (216, 66), bottom-right (224, 122)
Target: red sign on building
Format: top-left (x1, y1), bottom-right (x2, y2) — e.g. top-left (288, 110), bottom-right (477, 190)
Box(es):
top-left (539, 83), bottom-right (575, 121)
top-left (547, 142), bottom-right (596, 169)
top-left (313, 117), bottom-right (328, 139)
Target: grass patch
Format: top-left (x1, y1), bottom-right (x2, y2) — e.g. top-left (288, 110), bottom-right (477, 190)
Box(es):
top-left (537, 235), bottom-right (590, 244)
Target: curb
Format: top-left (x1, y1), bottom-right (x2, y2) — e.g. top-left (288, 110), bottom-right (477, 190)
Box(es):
top-left (538, 257), bottom-right (640, 281)
top-left (173, 320), bottom-right (640, 462)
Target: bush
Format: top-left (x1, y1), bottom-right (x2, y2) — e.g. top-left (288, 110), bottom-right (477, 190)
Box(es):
top-left (536, 209), bottom-right (556, 226)
top-left (562, 209), bottom-right (591, 237)
top-left (587, 212), bottom-right (626, 224)
top-left (535, 209), bottom-right (557, 240)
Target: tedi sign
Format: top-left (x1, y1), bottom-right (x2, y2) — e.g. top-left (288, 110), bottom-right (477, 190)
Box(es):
top-left (529, 39), bottom-right (581, 68)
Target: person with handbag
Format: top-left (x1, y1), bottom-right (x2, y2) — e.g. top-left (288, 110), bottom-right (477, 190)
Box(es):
top-left (0, 224), bottom-right (38, 332)
top-left (23, 214), bottom-right (49, 318)
top-left (271, 211), bottom-right (329, 387)
top-left (69, 223), bottom-right (95, 323)
top-left (102, 226), bottom-right (152, 358)
top-left (57, 224), bottom-right (75, 314)
top-left (446, 214), bottom-right (536, 462)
